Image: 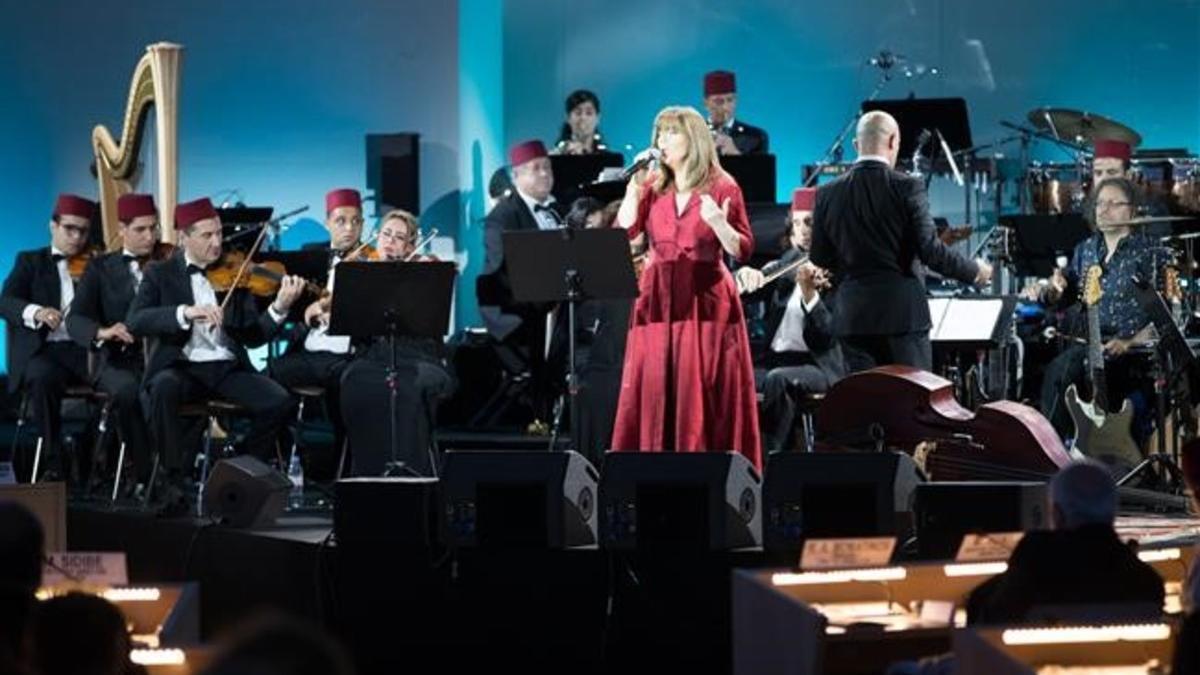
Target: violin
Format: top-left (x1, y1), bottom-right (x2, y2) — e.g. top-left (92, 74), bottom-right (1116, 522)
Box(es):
top-left (66, 246), bottom-right (101, 281)
top-left (205, 250), bottom-right (323, 298)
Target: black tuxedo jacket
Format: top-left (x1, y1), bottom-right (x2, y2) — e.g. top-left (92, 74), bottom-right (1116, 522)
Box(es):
top-left (476, 193), bottom-right (565, 340)
top-left (126, 253), bottom-right (284, 379)
top-left (725, 119), bottom-right (770, 155)
top-left (66, 251), bottom-right (143, 373)
top-left (810, 160), bottom-right (978, 336)
top-left (0, 247), bottom-right (81, 391)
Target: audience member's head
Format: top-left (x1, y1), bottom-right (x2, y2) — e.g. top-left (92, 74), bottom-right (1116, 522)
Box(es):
top-left (199, 611), bottom-right (354, 675)
top-left (1049, 460), bottom-right (1118, 530)
top-left (29, 592), bottom-right (137, 675)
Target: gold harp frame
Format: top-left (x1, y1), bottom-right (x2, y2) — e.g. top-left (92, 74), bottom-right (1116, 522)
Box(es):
top-left (92, 42), bottom-right (182, 248)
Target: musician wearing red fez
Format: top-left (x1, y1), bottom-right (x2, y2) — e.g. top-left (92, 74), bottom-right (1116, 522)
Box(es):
top-left (1092, 138), bottom-right (1132, 186)
top-left (0, 193), bottom-right (97, 480)
top-left (65, 193), bottom-right (161, 493)
top-left (127, 197), bottom-right (306, 513)
top-left (735, 187), bottom-right (844, 452)
top-left (478, 139), bottom-right (568, 421)
top-left (267, 188), bottom-right (365, 458)
top-left (702, 69), bottom-right (769, 156)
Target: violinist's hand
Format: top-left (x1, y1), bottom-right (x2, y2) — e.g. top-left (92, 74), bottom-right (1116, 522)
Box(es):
top-left (303, 300), bottom-right (329, 328)
top-left (735, 267), bottom-right (765, 294)
top-left (97, 322), bottom-right (135, 344)
top-left (273, 275), bottom-right (305, 313)
top-left (796, 262), bottom-right (821, 302)
top-left (185, 304), bottom-right (223, 326)
top-left (34, 307), bottom-right (63, 330)
top-left (973, 259), bottom-right (994, 285)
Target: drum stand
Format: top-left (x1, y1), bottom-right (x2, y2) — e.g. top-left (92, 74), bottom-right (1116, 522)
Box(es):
top-left (1115, 334), bottom-right (1191, 501)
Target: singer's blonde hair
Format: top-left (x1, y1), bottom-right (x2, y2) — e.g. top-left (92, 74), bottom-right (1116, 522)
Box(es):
top-left (650, 106), bottom-right (721, 194)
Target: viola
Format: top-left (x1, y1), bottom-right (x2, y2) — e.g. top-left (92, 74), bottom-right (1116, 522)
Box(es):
top-left (814, 366), bottom-right (1072, 481)
top-left (66, 246), bottom-right (102, 281)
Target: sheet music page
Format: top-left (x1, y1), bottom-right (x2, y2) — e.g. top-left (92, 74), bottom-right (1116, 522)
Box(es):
top-left (927, 298), bottom-right (951, 339)
top-left (937, 299), bottom-right (1004, 341)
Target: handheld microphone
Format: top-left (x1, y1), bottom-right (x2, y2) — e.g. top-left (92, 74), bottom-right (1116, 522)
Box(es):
top-left (620, 148), bottom-right (661, 181)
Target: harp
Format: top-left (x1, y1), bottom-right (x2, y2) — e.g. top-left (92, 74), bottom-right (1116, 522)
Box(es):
top-left (92, 42), bottom-right (183, 248)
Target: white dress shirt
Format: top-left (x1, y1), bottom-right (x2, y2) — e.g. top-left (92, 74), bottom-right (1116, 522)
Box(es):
top-left (303, 254), bottom-right (351, 354)
top-left (22, 246), bottom-right (74, 342)
top-left (173, 254), bottom-right (288, 363)
top-left (770, 287), bottom-right (820, 354)
top-left (516, 188), bottom-right (561, 231)
top-left (122, 249), bottom-right (143, 289)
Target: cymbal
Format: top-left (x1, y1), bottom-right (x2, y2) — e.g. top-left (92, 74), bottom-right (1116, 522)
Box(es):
top-left (1104, 216), bottom-right (1193, 227)
top-left (1027, 108), bottom-right (1142, 148)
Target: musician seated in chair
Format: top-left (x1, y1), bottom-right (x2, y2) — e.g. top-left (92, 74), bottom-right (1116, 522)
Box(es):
top-left (335, 210), bottom-right (455, 477)
top-left (127, 198), bottom-right (305, 512)
top-left (966, 460), bottom-right (1163, 625)
top-left (737, 188), bottom-right (845, 453)
top-left (0, 194), bottom-right (97, 482)
top-left (1035, 178), bottom-right (1162, 452)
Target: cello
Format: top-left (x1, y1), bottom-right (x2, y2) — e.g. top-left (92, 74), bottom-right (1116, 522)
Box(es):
top-left (814, 366), bottom-right (1072, 481)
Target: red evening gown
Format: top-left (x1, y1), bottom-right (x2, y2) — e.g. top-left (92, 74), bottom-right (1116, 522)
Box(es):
top-left (610, 171), bottom-right (763, 470)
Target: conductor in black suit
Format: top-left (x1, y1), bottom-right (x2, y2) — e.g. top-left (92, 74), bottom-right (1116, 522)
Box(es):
top-left (810, 111), bottom-right (992, 372)
top-left (66, 193), bottom-right (161, 488)
top-left (737, 188), bottom-right (845, 452)
top-left (0, 194), bottom-right (97, 480)
top-left (127, 198), bottom-right (305, 503)
top-left (702, 70), bottom-right (769, 156)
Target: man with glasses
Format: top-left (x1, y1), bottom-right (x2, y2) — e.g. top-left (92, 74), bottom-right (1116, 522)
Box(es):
top-left (1037, 177), bottom-right (1159, 442)
top-left (268, 188), bottom-right (366, 459)
top-left (66, 194), bottom-right (161, 493)
top-left (0, 194), bottom-right (98, 480)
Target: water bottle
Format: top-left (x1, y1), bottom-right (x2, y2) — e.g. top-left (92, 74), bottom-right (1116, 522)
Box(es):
top-left (286, 453), bottom-right (304, 509)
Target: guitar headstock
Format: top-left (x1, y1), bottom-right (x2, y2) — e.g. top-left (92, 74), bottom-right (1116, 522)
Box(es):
top-left (1082, 265), bottom-right (1103, 307)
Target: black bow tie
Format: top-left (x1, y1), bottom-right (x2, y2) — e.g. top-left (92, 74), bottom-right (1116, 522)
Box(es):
top-left (51, 253), bottom-right (65, 263)
top-left (186, 264), bottom-right (205, 275)
top-left (534, 204), bottom-right (562, 224)
top-left (123, 254), bottom-right (139, 263)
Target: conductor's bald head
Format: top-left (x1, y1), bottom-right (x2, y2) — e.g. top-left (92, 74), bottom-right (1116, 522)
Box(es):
top-left (854, 110), bottom-right (901, 167)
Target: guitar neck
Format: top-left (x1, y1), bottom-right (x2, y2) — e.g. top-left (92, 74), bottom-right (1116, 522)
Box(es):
top-left (1087, 303), bottom-right (1108, 410)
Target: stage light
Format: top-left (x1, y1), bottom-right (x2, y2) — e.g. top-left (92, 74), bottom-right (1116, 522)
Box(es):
top-left (771, 567), bottom-right (907, 585)
top-left (1001, 623), bottom-right (1171, 645)
top-left (130, 648), bottom-right (186, 666)
top-left (1136, 548), bottom-right (1181, 563)
top-left (102, 587), bottom-right (162, 602)
top-left (943, 562), bottom-right (1008, 577)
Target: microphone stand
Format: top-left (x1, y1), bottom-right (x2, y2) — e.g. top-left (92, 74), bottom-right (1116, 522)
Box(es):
top-left (804, 62), bottom-right (897, 187)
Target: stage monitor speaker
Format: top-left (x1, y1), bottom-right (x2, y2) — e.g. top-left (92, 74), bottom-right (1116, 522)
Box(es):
top-left (334, 477), bottom-right (442, 549)
top-left (442, 450), bottom-right (598, 548)
top-left (762, 451), bottom-right (922, 553)
top-left (915, 481), bottom-right (1048, 559)
top-left (203, 456), bottom-right (290, 529)
top-left (598, 451), bottom-right (762, 551)
top-left (366, 133), bottom-right (420, 214)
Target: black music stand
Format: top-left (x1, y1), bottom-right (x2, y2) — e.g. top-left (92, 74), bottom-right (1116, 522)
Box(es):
top-left (550, 153), bottom-right (625, 205)
top-left (863, 98), bottom-right (972, 173)
top-left (1121, 276), bottom-right (1196, 498)
top-left (328, 261), bottom-right (457, 476)
top-left (720, 154), bottom-right (777, 203)
top-left (503, 229), bottom-right (638, 451)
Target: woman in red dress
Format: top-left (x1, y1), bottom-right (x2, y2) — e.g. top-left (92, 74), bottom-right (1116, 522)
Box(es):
top-left (610, 106), bottom-right (762, 470)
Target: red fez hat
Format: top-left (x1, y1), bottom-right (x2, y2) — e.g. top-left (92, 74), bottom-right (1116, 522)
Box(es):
top-left (325, 188), bottom-right (362, 214)
top-left (791, 188), bottom-right (816, 212)
top-left (1094, 138), bottom-right (1131, 161)
top-left (704, 70), bottom-right (736, 97)
top-left (116, 193), bottom-right (157, 222)
top-left (53, 194), bottom-right (96, 220)
top-left (175, 197), bottom-right (218, 231)
top-left (509, 140), bottom-right (548, 168)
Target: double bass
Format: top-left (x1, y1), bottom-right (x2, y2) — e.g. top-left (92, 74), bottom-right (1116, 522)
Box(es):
top-left (814, 366), bottom-right (1072, 481)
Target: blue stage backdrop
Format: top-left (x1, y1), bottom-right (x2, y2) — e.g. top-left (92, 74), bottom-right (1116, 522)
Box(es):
top-left (2, 0), bottom-right (1199, 373)
top-left (502, 0), bottom-right (1200, 202)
